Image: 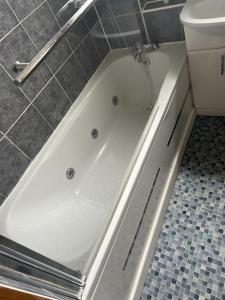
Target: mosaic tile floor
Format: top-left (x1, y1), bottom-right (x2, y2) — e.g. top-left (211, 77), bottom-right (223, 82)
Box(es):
top-left (142, 117), bottom-right (225, 300)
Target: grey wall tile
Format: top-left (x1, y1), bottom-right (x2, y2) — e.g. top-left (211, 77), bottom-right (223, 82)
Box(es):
top-left (47, 0), bottom-right (68, 14)
top-left (0, 66), bottom-right (29, 133)
top-left (8, 106), bottom-right (53, 159)
top-left (22, 2), bottom-right (59, 50)
top-left (46, 37), bottom-right (72, 74)
top-left (91, 24), bottom-right (110, 60)
top-left (56, 55), bottom-right (87, 102)
top-left (34, 78), bottom-right (71, 129)
top-left (0, 193), bottom-right (5, 205)
top-left (84, 6), bottom-right (98, 31)
top-left (144, 0), bottom-right (185, 10)
top-left (0, 138), bottom-right (30, 197)
top-left (95, 0), bottom-right (111, 19)
top-left (21, 62), bottom-right (52, 101)
top-left (96, 0), bottom-right (148, 49)
top-left (115, 13), bottom-right (145, 46)
top-left (0, 0), bottom-right (18, 40)
top-left (144, 7), bottom-right (183, 44)
top-left (66, 19), bottom-right (88, 51)
top-left (75, 34), bottom-right (101, 79)
top-left (56, 5), bottom-right (79, 27)
top-left (0, 24), bottom-right (53, 100)
top-left (0, 25), bottom-right (38, 78)
top-left (96, 0), bottom-right (124, 49)
top-left (108, 0), bottom-right (139, 16)
top-left (100, 18), bottom-right (122, 48)
top-left (47, 0), bottom-right (78, 26)
top-left (86, 8), bottom-right (110, 59)
top-left (7, 0), bottom-right (44, 21)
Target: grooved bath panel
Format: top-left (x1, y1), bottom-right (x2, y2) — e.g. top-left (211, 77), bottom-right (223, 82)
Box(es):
top-left (0, 0), bottom-right (109, 204)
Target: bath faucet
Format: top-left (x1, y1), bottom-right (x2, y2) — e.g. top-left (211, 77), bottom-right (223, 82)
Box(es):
top-left (132, 42), bottom-right (159, 65)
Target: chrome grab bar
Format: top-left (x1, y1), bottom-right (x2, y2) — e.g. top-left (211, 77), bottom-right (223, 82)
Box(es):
top-left (14, 0), bottom-right (96, 86)
top-left (56, 0), bottom-right (86, 16)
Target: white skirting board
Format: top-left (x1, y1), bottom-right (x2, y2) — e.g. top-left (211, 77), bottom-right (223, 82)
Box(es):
top-left (128, 108), bottom-right (196, 300)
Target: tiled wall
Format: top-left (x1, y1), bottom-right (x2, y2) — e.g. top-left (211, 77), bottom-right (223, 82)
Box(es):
top-left (0, 0), bottom-right (109, 205)
top-left (96, 0), bottom-right (186, 47)
top-left (96, 0), bottom-right (148, 48)
top-left (143, 0), bottom-right (186, 44)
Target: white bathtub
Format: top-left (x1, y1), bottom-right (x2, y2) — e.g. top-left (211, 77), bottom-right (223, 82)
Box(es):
top-left (0, 42), bottom-right (194, 298)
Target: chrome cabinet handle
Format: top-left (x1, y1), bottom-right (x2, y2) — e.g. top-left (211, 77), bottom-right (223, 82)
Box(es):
top-left (221, 55), bottom-right (225, 75)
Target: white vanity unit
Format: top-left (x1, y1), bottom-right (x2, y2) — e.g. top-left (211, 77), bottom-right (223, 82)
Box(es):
top-left (181, 0), bottom-right (225, 115)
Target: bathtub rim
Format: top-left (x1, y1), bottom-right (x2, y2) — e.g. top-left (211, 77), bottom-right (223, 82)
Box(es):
top-left (0, 42), bottom-right (187, 284)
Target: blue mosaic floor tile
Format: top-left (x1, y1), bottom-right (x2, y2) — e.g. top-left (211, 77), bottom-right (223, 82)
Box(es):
top-left (142, 117), bottom-right (225, 300)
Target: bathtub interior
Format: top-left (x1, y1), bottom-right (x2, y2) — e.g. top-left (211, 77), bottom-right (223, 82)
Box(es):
top-left (0, 48), bottom-right (171, 275)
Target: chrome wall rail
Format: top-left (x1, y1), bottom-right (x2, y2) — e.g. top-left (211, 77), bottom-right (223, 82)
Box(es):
top-left (13, 0), bottom-right (97, 86)
top-left (57, 0), bottom-right (86, 17)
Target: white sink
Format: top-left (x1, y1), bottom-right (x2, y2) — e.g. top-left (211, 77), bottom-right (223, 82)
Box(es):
top-left (180, 0), bottom-right (225, 27)
top-left (180, 0), bottom-right (225, 51)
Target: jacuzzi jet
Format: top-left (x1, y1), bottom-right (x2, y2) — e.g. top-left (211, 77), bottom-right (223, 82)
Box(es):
top-left (112, 96), bottom-right (119, 105)
top-left (143, 105), bottom-right (152, 112)
top-left (66, 168), bottom-right (75, 180)
top-left (91, 129), bottom-right (98, 139)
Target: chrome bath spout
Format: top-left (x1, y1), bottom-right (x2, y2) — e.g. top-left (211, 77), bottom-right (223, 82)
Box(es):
top-left (132, 42), bottom-right (159, 65)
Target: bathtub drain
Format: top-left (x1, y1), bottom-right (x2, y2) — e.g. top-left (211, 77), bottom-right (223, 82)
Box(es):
top-left (66, 168), bottom-right (75, 180)
top-left (91, 129), bottom-right (98, 139)
top-left (112, 96), bottom-right (119, 105)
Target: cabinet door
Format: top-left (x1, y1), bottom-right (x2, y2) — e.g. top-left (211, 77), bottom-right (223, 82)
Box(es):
top-left (188, 48), bottom-right (225, 113)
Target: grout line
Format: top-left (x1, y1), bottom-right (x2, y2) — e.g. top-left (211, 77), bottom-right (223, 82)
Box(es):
top-left (46, 0), bottom-right (89, 82)
top-left (83, 17), bottom-right (102, 59)
top-left (5, 1), bottom-right (70, 129)
top-left (94, 5), bottom-right (111, 50)
top-left (105, 0), bottom-right (129, 48)
top-left (53, 32), bottom-right (90, 76)
top-left (5, 136), bottom-right (32, 160)
top-left (0, 61), bottom-right (52, 106)
top-left (103, 1), bottom-right (123, 48)
top-left (137, 0), bottom-right (151, 44)
top-left (31, 103), bottom-right (54, 130)
top-left (14, 0), bottom-right (47, 25)
top-left (0, 0), bottom-right (46, 43)
top-left (30, 75), bottom-right (54, 102)
top-left (32, 1), bottom-right (75, 104)
top-left (0, 63), bottom-right (53, 140)
top-left (101, 11), bottom-right (142, 20)
top-left (0, 23), bottom-right (20, 43)
top-left (142, 3), bottom-right (184, 13)
top-left (53, 76), bottom-right (73, 104)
